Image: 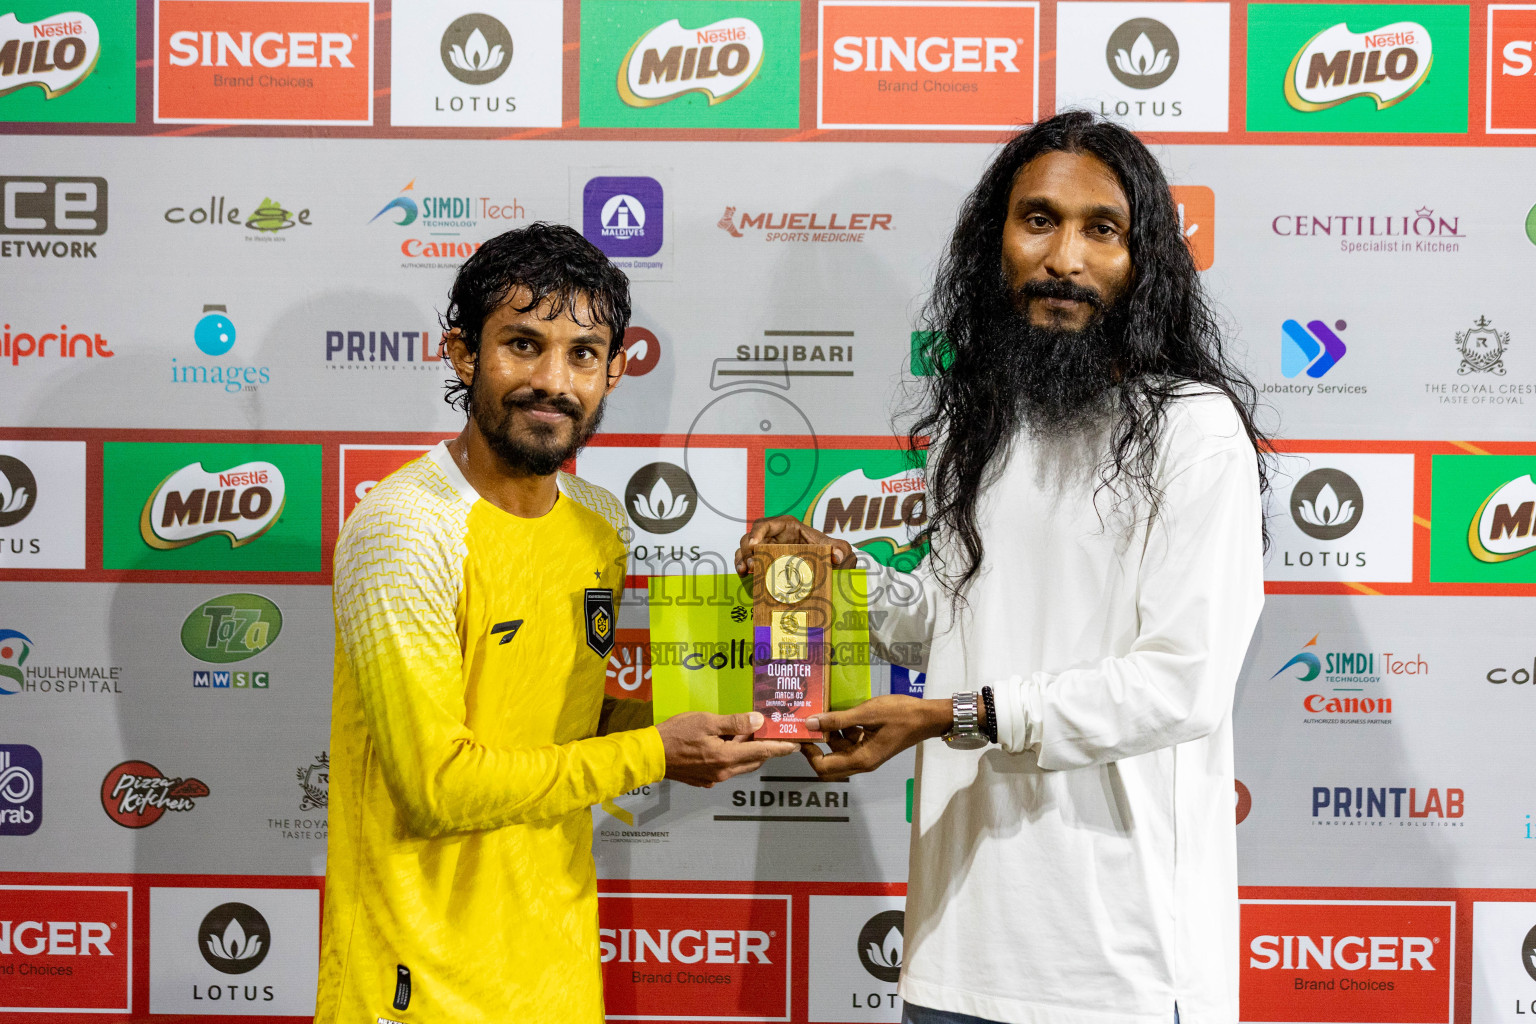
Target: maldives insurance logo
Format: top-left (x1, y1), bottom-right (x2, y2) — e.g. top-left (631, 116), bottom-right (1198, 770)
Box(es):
top-left (579, 0), bottom-right (799, 128)
top-left (1247, 4), bottom-right (1469, 133)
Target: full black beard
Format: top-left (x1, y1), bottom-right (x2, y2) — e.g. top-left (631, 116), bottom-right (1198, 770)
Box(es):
top-left (993, 283), bottom-right (1126, 438)
top-left (470, 373), bottom-right (606, 476)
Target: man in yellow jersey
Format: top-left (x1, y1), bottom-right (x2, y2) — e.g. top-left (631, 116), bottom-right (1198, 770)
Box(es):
top-left (318, 223), bottom-right (799, 1024)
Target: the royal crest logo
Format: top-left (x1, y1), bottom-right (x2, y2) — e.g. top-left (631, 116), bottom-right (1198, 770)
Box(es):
top-left (296, 752), bottom-right (328, 812)
top-left (1469, 474), bottom-right (1536, 563)
top-left (0, 11), bottom-right (102, 101)
top-left (1285, 21), bottom-right (1433, 111)
top-left (139, 461), bottom-right (285, 550)
top-left (585, 588), bottom-right (615, 657)
top-left (1455, 315), bottom-right (1509, 376)
top-left (617, 17), bottom-right (765, 107)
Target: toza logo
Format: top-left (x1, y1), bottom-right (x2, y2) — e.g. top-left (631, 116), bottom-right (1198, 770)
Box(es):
top-left (1469, 474), bottom-right (1536, 563)
top-left (139, 461), bottom-right (285, 550)
top-left (1281, 318), bottom-right (1348, 378)
top-left (625, 462), bottom-right (697, 534)
top-left (618, 17), bottom-right (764, 107)
top-left (1290, 468), bottom-right (1363, 540)
top-left (1107, 18), bottom-right (1178, 89)
top-left (856, 910), bottom-right (904, 983)
top-left (198, 902), bottom-right (271, 974)
top-left (441, 13), bottom-right (511, 85)
top-left (0, 11), bottom-right (101, 101)
top-left (1285, 21), bottom-right (1432, 112)
top-left (180, 593), bottom-right (282, 664)
top-left (1455, 315), bottom-right (1509, 376)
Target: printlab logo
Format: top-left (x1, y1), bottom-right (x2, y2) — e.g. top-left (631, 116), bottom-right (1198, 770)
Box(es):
top-left (1290, 468), bottom-right (1363, 540)
top-left (441, 13), bottom-right (511, 84)
top-left (0, 627), bottom-right (32, 695)
top-left (100, 759), bottom-right (209, 828)
top-left (624, 462), bottom-right (697, 534)
top-left (856, 910), bottom-right (904, 984)
top-left (0, 743), bottom-right (42, 836)
top-left (1282, 318), bottom-right (1347, 378)
top-left (296, 752), bottom-right (328, 812)
top-left (0, 455), bottom-right (38, 527)
top-left (1107, 18), bottom-right (1179, 88)
top-left (582, 176), bottom-right (663, 258)
top-left (199, 902), bottom-right (271, 974)
top-left (1456, 316), bottom-right (1509, 376)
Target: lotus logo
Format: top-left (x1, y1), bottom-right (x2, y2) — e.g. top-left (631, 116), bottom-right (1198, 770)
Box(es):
top-left (1271, 633), bottom-right (1322, 682)
top-left (198, 902), bottom-right (271, 974)
top-left (0, 628), bottom-right (31, 696)
top-left (856, 910), bottom-right (905, 983)
top-left (1285, 21), bottom-right (1433, 112)
top-left (1469, 474), bottom-right (1536, 563)
top-left (0, 455), bottom-right (37, 528)
top-left (1106, 18), bottom-right (1179, 89)
top-left (1290, 468), bottom-right (1364, 541)
top-left (440, 13), bottom-right (512, 85)
top-left (624, 462), bottom-right (698, 535)
top-left (1522, 923), bottom-right (1536, 982)
top-left (618, 17), bottom-right (766, 107)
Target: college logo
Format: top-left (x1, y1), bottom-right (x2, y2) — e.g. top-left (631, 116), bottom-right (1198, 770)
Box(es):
top-left (0, 456), bottom-right (36, 528)
top-left (585, 588), bottom-right (615, 658)
top-left (1247, 4), bottom-right (1469, 133)
top-left (580, 0), bottom-right (799, 128)
top-left (391, 1), bottom-right (561, 127)
top-left (0, 629), bottom-right (31, 695)
top-left (1108, 18), bottom-right (1178, 88)
top-left (582, 176), bottom-right (663, 258)
top-left (163, 195), bottom-right (313, 236)
top-left (155, 0), bottom-right (373, 125)
top-left (198, 902), bottom-right (270, 974)
top-left (0, 885), bottom-right (132, 1013)
top-left (625, 462), bottom-right (696, 534)
top-left (181, 593), bottom-right (282, 663)
top-left (1290, 468), bottom-right (1362, 540)
top-left (0, 4), bottom-right (134, 123)
top-left (100, 759), bottom-right (209, 828)
top-left (1489, 6), bottom-right (1536, 132)
top-left (856, 910), bottom-right (904, 984)
top-left (0, 744), bottom-right (41, 836)
top-left (1456, 315), bottom-right (1509, 375)
top-left (1281, 318), bottom-right (1348, 378)
top-left (1242, 900), bottom-right (1453, 1023)
top-left (818, 1), bottom-right (1037, 130)
top-left (140, 461), bottom-right (285, 550)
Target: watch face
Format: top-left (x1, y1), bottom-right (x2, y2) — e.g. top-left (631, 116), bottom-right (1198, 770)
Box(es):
top-left (942, 732), bottom-right (989, 751)
top-left (766, 554), bottom-right (814, 604)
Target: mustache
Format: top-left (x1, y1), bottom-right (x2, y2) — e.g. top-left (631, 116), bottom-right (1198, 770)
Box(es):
top-left (1014, 278), bottom-right (1106, 310)
top-left (502, 389), bottom-right (583, 420)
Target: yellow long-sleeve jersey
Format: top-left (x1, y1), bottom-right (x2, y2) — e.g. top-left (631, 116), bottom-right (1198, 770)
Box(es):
top-left (317, 443), bottom-right (666, 1024)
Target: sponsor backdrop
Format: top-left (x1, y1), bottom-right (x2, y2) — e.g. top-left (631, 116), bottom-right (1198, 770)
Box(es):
top-left (1, 0), bottom-right (1533, 1021)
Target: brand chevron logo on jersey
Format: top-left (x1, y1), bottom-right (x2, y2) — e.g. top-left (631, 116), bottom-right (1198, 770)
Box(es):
top-left (491, 619), bottom-right (524, 645)
top-left (585, 589), bottom-right (615, 657)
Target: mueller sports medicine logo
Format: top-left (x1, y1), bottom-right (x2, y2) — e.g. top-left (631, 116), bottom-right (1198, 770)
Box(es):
top-left (1469, 474), bottom-right (1536, 563)
top-left (139, 461), bottom-right (285, 550)
top-left (100, 760), bottom-right (209, 828)
top-left (0, 745), bottom-right (41, 836)
top-left (1241, 900), bottom-right (1453, 1024)
top-left (0, 886), bottom-right (132, 1013)
top-left (618, 16), bottom-right (764, 107)
top-left (0, 175), bottom-right (107, 260)
top-left (719, 206), bottom-right (893, 244)
top-left (0, 11), bottom-right (101, 100)
top-left (1286, 21), bottom-right (1431, 112)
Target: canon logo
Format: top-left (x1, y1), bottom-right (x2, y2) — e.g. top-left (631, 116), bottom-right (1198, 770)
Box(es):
top-left (166, 30), bottom-right (354, 69)
top-left (831, 35), bottom-right (1019, 73)
top-left (0, 920), bottom-right (113, 955)
top-left (1249, 934), bottom-right (1434, 971)
top-left (599, 928), bottom-right (771, 964)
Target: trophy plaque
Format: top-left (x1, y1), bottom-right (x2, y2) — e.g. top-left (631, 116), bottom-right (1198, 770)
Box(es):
top-left (750, 543), bottom-right (833, 741)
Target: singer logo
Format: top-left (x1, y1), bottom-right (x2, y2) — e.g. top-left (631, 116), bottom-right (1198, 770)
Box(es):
top-left (818, 1), bottom-right (1038, 129)
top-left (139, 461), bottom-right (285, 550)
top-left (155, 0), bottom-right (372, 124)
top-left (1282, 318), bottom-right (1348, 378)
top-left (1469, 474), bottom-right (1536, 562)
top-left (598, 893), bottom-right (790, 1019)
top-left (1285, 21), bottom-right (1433, 111)
top-left (1489, 6), bottom-right (1536, 132)
top-left (618, 17), bottom-right (764, 106)
top-left (0, 885), bottom-right (131, 1013)
top-left (1241, 899), bottom-right (1453, 1023)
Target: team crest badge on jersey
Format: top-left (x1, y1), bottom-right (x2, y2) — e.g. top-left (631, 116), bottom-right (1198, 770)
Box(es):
top-left (585, 588), bottom-right (615, 657)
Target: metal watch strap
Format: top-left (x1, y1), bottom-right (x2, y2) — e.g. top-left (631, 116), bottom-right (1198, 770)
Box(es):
top-left (943, 691), bottom-right (988, 750)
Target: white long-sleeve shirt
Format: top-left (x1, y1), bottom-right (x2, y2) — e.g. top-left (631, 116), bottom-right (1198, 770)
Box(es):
top-left (865, 388), bottom-right (1264, 1024)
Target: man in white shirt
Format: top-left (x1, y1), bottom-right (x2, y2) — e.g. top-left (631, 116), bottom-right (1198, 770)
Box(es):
top-left (737, 112), bottom-right (1269, 1024)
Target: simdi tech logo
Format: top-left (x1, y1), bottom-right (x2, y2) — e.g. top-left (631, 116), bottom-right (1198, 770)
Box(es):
top-left (102, 442), bottom-right (322, 572)
top-left (154, 0), bottom-right (373, 125)
top-left (579, 0), bottom-right (800, 128)
top-left (1247, 4), bottom-right (1469, 133)
top-left (1431, 454), bottom-right (1536, 583)
top-left (1489, 5), bottom-right (1536, 132)
top-left (0, 885), bottom-right (132, 1014)
top-left (0, 3), bottom-right (134, 123)
top-left (817, 1), bottom-right (1039, 130)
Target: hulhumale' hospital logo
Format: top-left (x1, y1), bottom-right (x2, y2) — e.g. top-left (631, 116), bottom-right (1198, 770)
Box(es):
top-left (0, 11), bottom-right (101, 101)
top-left (1281, 318), bottom-right (1347, 378)
top-left (1285, 20), bottom-right (1433, 111)
top-left (618, 17), bottom-right (765, 107)
top-left (0, 628), bottom-right (32, 695)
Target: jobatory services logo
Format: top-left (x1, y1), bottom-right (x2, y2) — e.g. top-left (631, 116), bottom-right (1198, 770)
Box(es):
top-left (155, 0), bottom-right (373, 124)
top-left (371, 178), bottom-right (528, 268)
top-left (1247, 4), bottom-right (1469, 133)
top-left (1241, 900), bottom-right (1453, 1023)
top-left (1266, 453), bottom-right (1415, 582)
top-left (0, 174), bottom-right (108, 261)
top-left (0, 441), bottom-right (86, 569)
top-left (1055, 2), bottom-right (1230, 132)
top-left (1489, 6), bottom-right (1536, 132)
top-left (1282, 319), bottom-right (1347, 378)
top-left (174, 304), bottom-right (272, 394)
top-left (817, 1), bottom-right (1038, 130)
top-left (102, 442), bottom-right (322, 572)
top-left (765, 449), bottom-right (928, 571)
top-left (390, 1), bottom-right (563, 127)
top-left (1431, 455), bottom-right (1536, 583)
top-left (0, 744), bottom-right (41, 836)
top-left (579, 0), bottom-right (800, 128)
top-left (0, 885), bottom-right (132, 1013)
top-left (100, 759), bottom-right (209, 828)
top-left (597, 893), bottom-right (791, 1020)
top-left (0, 4), bottom-right (135, 123)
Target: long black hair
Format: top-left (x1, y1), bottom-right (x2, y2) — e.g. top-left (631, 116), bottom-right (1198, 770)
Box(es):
top-left (910, 111), bottom-right (1272, 600)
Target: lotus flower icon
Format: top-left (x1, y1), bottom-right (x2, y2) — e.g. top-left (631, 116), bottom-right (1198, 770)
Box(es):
top-left (208, 916), bottom-right (262, 963)
top-left (198, 902), bottom-right (272, 974)
top-left (0, 476), bottom-right (28, 516)
top-left (633, 476), bottom-right (689, 524)
top-left (449, 28), bottom-right (505, 73)
top-left (1297, 483), bottom-right (1355, 529)
top-left (1115, 33), bottom-right (1172, 78)
top-left (866, 926), bottom-right (903, 970)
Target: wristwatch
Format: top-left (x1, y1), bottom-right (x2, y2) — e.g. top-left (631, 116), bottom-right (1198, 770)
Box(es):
top-left (942, 691), bottom-right (989, 750)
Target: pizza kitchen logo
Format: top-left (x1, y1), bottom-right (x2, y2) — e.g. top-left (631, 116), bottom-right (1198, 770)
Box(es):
top-left (139, 461), bottom-right (285, 550)
top-left (100, 759), bottom-right (209, 828)
top-left (1285, 20), bottom-right (1432, 112)
top-left (0, 10), bottom-right (101, 101)
top-left (618, 17), bottom-right (764, 107)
